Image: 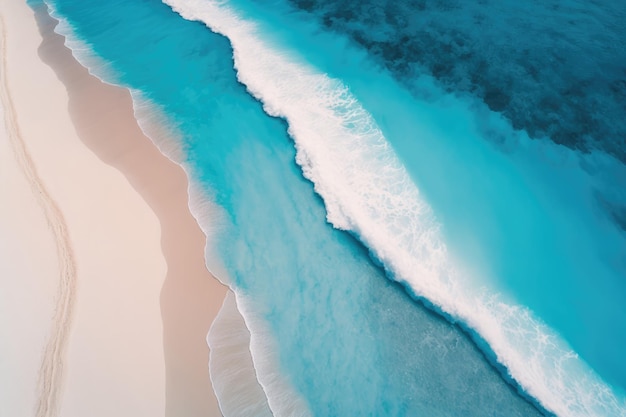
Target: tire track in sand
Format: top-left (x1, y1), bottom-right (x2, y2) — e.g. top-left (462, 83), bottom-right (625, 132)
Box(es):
top-left (0, 14), bottom-right (77, 417)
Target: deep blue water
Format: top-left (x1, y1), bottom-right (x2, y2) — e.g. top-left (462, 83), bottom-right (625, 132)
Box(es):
top-left (34, 0), bottom-right (626, 415)
top-left (284, 0), bottom-right (626, 163)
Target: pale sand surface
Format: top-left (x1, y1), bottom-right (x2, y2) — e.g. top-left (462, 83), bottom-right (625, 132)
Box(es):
top-left (0, 85), bottom-right (60, 417)
top-left (0, 1), bottom-right (225, 416)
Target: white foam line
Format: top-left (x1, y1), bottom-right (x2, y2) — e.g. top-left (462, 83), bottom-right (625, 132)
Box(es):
top-left (207, 290), bottom-right (274, 417)
top-left (162, 1), bottom-right (626, 415)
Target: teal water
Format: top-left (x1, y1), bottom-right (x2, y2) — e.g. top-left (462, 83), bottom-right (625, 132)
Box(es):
top-left (164, 0), bottom-right (626, 414)
top-left (250, 3), bottom-right (626, 389)
top-left (35, 0), bottom-right (626, 415)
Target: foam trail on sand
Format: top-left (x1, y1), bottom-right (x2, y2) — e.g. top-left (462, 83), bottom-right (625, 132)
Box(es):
top-left (190, 163), bottom-right (308, 417)
top-left (163, 1), bottom-right (626, 415)
top-left (207, 290), bottom-right (273, 417)
top-left (0, 15), bottom-right (77, 417)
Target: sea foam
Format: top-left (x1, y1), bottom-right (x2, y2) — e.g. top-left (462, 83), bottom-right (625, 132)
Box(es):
top-left (162, 0), bottom-right (626, 415)
top-left (207, 290), bottom-right (273, 417)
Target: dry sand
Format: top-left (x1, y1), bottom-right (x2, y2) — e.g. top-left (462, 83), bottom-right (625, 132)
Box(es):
top-left (0, 1), bottom-right (226, 416)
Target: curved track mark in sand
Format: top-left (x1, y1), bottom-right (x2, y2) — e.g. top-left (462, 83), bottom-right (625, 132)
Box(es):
top-left (0, 15), bottom-right (77, 417)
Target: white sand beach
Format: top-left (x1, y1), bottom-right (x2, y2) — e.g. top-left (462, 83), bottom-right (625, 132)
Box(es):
top-left (0, 1), bottom-right (226, 416)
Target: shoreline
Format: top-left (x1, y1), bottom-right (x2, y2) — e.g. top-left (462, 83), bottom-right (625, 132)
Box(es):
top-left (0, 1), bottom-right (226, 416)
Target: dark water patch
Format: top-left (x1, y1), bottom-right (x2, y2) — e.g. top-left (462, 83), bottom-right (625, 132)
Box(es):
top-left (610, 205), bottom-right (626, 232)
top-left (597, 193), bottom-right (626, 233)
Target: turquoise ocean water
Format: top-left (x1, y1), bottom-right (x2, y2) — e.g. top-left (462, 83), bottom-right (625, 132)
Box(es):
top-left (32, 0), bottom-right (626, 415)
